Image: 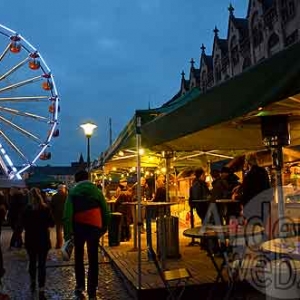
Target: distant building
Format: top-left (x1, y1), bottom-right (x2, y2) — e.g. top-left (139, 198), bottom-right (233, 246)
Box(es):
top-left (167, 0), bottom-right (300, 101)
top-left (23, 154), bottom-right (86, 187)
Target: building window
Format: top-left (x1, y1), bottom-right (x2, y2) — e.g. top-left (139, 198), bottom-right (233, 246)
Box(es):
top-left (214, 55), bottom-right (222, 83)
top-left (288, 1), bottom-right (295, 16)
top-left (285, 30), bottom-right (298, 46)
top-left (230, 36), bottom-right (239, 66)
top-left (253, 28), bottom-right (263, 47)
top-left (251, 12), bottom-right (264, 48)
top-left (201, 70), bottom-right (207, 91)
top-left (268, 33), bottom-right (280, 56)
top-left (281, 0), bottom-right (296, 23)
top-left (242, 57), bottom-right (251, 70)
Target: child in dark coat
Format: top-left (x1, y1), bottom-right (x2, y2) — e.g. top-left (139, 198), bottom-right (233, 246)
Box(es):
top-left (22, 187), bottom-right (54, 296)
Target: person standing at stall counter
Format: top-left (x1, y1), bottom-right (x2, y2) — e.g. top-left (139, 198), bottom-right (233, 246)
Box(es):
top-left (189, 168), bottom-right (211, 225)
top-left (63, 170), bottom-right (110, 300)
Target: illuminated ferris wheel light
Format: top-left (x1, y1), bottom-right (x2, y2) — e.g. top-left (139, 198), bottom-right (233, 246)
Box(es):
top-left (0, 24), bottom-right (60, 180)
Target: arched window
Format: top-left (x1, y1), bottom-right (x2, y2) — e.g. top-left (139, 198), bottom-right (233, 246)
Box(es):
top-left (251, 12), bottom-right (264, 48)
top-left (242, 57), bottom-right (251, 70)
top-left (268, 33), bottom-right (280, 56)
top-left (214, 54), bottom-right (222, 83)
top-left (201, 70), bottom-right (207, 91)
top-left (230, 36), bottom-right (239, 66)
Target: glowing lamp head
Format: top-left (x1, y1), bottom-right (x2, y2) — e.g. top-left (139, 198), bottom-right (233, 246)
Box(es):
top-left (80, 122), bottom-right (97, 138)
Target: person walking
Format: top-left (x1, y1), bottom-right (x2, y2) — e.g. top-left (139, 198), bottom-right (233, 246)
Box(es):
top-left (8, 187), bottom-right (27, 249)
top-left (50, 184), bottom-right (68, 249)
top-left (22, 187), bottom-right (54, 297)
top-left (63, 170), bottom-right (109, 300)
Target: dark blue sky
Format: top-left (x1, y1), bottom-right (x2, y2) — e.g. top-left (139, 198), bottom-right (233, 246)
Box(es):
top-left (0, 0), bottom-right (247, 166)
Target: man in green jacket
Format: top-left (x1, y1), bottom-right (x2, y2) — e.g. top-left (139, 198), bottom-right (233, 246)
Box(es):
top-left (64, 170), bottom-right (109, 300)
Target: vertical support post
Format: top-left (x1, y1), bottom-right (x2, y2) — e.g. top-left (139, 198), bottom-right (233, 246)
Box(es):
top-left (136, 116), bottom-right (142, 290)
top-left (102, 167), bottom-right (106, 198)
top-left (87, 136), bottom-right (91, 180)
top-left (272, 147), bottom-right (285, 236)
top-left (109, 117), bottom-right (112, 146)
top-left (165, 154), bottom-right (171, 203)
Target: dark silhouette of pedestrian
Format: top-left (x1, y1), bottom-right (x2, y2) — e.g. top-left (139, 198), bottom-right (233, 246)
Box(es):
top-left (8, 187), bottom-right (27, 249)
top-left (22, 187), bottom-right (54, 297)
top-left (50, 184), bottom-right (68, 249)
top-left (63, 170), bottom-right (109, 300)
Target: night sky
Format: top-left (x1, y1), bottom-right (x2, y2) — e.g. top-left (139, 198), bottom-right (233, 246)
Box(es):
top-left (0, 0), bottom-right (247, 166)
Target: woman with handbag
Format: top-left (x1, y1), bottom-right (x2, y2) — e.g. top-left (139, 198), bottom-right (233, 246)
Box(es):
top-left (22, 187), bottom-right (54, 296)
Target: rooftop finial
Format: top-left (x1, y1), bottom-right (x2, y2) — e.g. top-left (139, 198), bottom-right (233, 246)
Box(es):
top-left (228, 3), bottom-right (234, 16)
top-left (201, 44), bottom-right (206, 54)
top-left (213, 26), bottom-right (219, 37)
top-left (190, 58), bottom-right (195, 68)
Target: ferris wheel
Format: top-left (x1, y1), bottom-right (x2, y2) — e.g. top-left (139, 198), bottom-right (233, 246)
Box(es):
top-left (0, 24), bottom-right (60, 180)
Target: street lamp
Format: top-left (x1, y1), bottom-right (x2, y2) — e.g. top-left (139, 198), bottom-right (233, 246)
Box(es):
top-left (80, 122), bottom-right (97, 178)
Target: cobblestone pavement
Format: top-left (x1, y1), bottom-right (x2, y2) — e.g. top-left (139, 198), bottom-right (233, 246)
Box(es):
top-left (0, 228), bottom-right (135, 300)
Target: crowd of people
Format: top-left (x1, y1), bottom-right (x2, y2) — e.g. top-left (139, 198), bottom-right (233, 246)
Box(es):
top-left (113, 174), bottom-right (167, 241)
top-left (0, 153), bottom-right (272, 299)
top-left (189, 153), bottom-right (271, 226)
top-left (0, 169), bottom-right (109, 300)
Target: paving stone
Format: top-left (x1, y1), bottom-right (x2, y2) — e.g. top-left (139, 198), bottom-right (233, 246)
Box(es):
top-left (0, 228), bottom-right (135, 300)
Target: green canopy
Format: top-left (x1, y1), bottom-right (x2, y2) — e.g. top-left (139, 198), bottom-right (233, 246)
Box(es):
top-left (103, 88), bottom-right (201, 163)
top-left (141, 42), bottom-right (300, 152)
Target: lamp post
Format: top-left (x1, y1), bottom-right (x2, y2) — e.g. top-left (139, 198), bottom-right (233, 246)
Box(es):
top-left (80, 122), bottom-right (97, 179)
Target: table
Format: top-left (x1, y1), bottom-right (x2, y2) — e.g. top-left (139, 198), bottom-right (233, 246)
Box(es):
top-left (261, 236), bottom-right (300, 299)
top-left (183, 224), bottom-right (264, 300)
top-left (261, 236), bottom-right (300, 260)
top-left (106, 199), bottom-right (117, 212)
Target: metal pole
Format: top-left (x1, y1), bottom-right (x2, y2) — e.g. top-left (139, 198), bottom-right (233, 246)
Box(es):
top-left (136, 116), bottom-right (142, 291)
top-left (87, 136), bottom-right (91, 179)
top-left (165, 154), bottom-right (171, 203)
top-left (272, 147), bottom-right (285, 237)
top-left (109, 117), bottom-right (112, 146)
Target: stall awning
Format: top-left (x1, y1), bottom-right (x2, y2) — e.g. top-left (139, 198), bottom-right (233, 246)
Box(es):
top-left (141, 42), bottom-right (300, 152)
top-left (103, 89), bottom-right (201, 163)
